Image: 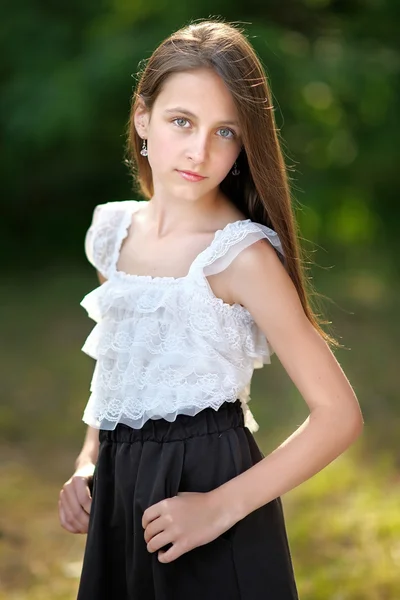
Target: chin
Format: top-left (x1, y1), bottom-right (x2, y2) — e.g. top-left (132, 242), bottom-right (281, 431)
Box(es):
top-left (172, 181), bottom-right (211, 198)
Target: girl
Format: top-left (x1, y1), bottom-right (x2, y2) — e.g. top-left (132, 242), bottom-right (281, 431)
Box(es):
top-left (59, 19), bottom-right (363, 600)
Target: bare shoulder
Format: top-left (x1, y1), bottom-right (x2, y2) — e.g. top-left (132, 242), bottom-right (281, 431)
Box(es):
top-left (230, 237), bottom-right (288, 292)
top-left (227, 236), bottom-right (304, 326)
top-left (233, 235), bottom-right (282, 269)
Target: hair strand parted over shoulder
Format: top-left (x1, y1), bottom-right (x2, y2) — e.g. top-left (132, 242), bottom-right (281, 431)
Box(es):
top-left (125, 19), bottom-right (339, 348)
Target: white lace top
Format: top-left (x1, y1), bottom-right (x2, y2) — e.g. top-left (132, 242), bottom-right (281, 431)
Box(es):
top-left (80, 200), bottom-right (285, 433)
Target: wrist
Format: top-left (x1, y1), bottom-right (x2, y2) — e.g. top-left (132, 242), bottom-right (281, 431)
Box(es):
top-left (208, 480), bottom-right (247, 530)
top-left (74, 455), bottom-right (96, 475)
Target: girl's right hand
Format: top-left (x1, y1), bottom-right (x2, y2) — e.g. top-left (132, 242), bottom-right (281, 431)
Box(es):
top-left (58, 463), bottom-right (95, 534)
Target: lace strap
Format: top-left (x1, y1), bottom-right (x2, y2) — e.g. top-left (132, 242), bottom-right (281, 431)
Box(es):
top-left (84, 201), bottom-right (138, 277)
top-left (193, 220), bottom-right (285, 277)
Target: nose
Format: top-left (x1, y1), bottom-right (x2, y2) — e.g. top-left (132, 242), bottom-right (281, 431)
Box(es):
top-left (186, 132), bottom-right (209, 164)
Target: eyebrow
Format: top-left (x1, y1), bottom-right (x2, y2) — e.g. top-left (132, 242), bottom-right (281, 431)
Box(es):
top-left (164, 107), bottom-right (240, 127)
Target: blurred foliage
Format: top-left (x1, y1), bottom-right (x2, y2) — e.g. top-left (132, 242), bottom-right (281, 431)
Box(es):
top-left (1, 0), bottom-right (400, 598)
top-left (1, 0), bottom-right (399, 267)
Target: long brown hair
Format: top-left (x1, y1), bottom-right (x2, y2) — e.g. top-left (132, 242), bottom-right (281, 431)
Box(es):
top-left (125, 19), bottom-right (338, 347)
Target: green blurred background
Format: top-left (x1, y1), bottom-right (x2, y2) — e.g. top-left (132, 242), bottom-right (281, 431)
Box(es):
top-left (1, 1), bottom-right (399, 598)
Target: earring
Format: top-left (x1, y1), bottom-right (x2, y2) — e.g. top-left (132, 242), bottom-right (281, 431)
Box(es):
top-left (231, 161), bottom-right (240, 176)
top-left (140, 139), bottom-right (148, 157)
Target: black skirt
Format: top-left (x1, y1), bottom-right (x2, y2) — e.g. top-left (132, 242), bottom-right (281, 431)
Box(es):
top-left (77, 399), bottom-right (299, 599)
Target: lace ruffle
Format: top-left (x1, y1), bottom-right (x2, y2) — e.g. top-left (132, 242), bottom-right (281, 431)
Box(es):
top-left (80, 277), bottom-right (272, 432)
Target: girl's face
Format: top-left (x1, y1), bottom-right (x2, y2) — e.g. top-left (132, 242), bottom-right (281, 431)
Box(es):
top-left (135, 68), bottom-right (242, 203)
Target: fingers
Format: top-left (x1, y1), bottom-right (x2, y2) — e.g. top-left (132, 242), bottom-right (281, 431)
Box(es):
top-left (58, 497), bottom-right (89, 533)
top-left (75, 476), bottom-right (93, 515)
top-left (158, 544), bottom-right (182, 563)
top-left (58, 475), bottom-right (93, 534)
top-left (143, 517), bottom-right (166, 544)
top-left (142, 499), bottom-right (164, 529)
top-left (147, 531), bottom-right (173, 554)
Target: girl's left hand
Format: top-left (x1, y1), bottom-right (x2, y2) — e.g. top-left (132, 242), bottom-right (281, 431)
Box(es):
top-left (142, 491), bottom-right (233, 563)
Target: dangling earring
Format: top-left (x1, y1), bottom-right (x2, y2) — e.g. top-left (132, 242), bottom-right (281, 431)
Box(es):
top-left (231, 161), bottom-right (240, 176)
top-left (140, 139), bottom-right (148, 157)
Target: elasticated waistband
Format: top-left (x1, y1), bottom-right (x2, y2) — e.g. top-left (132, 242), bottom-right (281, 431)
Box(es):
top-left (99, 399), bottom-right (244, 444)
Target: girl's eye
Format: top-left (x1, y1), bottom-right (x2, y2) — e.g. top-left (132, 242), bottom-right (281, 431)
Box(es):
top-left (172, 118), bottom-right (190, 128)
top-left (218, 128), bottom-right (236, 139)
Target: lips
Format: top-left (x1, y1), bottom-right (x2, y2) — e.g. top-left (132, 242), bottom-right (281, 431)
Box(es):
top-left (176, 170), bottom-right (206, 182)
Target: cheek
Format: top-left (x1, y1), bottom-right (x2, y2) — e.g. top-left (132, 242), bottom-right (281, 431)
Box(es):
top-left (211, 146), bottom-right (238, 177)
top-left (148, 130), bottom-right (179, 170)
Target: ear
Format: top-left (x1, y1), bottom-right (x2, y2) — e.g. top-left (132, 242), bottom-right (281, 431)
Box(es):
top-left (133, 96), bottom-right (150, 139)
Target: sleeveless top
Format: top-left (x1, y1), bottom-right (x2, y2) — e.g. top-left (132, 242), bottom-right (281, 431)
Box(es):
top-left (80, 200), bottom-right (285, 433)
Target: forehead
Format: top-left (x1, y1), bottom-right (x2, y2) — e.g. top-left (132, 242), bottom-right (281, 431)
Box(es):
top-left (154, 68), bottom-right (238, 119)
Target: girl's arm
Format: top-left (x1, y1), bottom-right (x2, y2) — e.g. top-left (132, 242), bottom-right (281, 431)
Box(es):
top-left (73, 270), bottom-right (106, 470)
top-left (58, 269), bottom-right (105, 533)
top-left (75, 268), bottom-right (104, 471)
top-left (75, 425), bottom-right (100, 471)
top-left (211, 239), bottom-right (364, 524)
